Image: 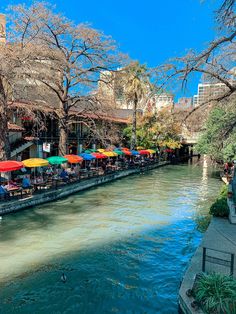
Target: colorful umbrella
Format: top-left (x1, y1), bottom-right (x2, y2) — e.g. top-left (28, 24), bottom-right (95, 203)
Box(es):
top-left (0, 160), bottom-right (23, 172)
top-left (130, 150), bottom-right (140, 156)
top-left (113, 150), bottom-right (124, 156)
top-left (91, 153), bottom-right (107, 159)
top-left (79, 153), bottom-right (96, 161)
top-left (103, 152), bottom-right (118, 157)
top-left (137, 146), bottom-right (144, 150)
top-left (64, 155), bottom-right (83, 164)
top-left (46, 156), bottom-right (68, 165)
top-left (22, 158), bottom-right (49, 168)
top-left (97, 149), bottom-right (105, 153)
top-left (138, 150), bottom-right (150, 155)
top-left (122, 150), bottom-right (132, 156)
top-left (146, 149), bottom-right (156, 154)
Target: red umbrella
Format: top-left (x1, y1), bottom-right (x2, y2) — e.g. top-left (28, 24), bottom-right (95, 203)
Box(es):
top-left (0, 161), bottom-right (23, 172)
top-left (164, 149), bottom-right (174, 153)
top-left (91, 153), bottom-right (107, 159)
top-left (138, 150), bottom-right (150, 155)
top-left (64, 155), bottom-right (83, 164)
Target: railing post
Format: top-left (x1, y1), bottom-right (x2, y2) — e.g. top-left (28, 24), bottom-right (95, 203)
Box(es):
top-left (230, 254), bottom-right (234, 276)
top-left (202, 247), bottom-right (206, 272)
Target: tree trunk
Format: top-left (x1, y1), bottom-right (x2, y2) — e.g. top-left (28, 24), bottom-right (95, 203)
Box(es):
top-left (58, 119), bottom-right (68, 156)
top-left (0, 78), bottom-right (10, 161)
top-left (131, 96), bottom-right (137, 150)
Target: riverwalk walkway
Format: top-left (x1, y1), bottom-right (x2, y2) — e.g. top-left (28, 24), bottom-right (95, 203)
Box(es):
top-left (0, 160), bottom-right (169, 216)
top-left (179, 217), bottom-right (236, 314)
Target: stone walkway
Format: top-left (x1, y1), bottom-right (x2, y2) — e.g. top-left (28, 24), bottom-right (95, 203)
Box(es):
top-left (179, 217), bottom-right (236, 314)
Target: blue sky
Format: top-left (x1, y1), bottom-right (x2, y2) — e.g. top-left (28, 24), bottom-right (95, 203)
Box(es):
top-left (2, 0), bottom-right (222, 98)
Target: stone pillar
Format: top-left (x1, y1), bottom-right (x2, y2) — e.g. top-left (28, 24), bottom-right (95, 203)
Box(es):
top-left (0, 14), bottom-right (6, 45)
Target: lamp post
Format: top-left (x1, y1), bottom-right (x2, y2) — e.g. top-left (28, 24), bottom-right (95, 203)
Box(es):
top-left (76, 121), bottom-right (83, 154)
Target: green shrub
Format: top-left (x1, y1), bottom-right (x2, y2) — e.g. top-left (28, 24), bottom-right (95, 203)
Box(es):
top-left (209, 196), bottom-right (229, 217)
top-left (194, 273), bottom-right (236, 314)
top-left (195, 214), bottom-right (211, 233)
top-left (219, 184), bottom-right (228, 198)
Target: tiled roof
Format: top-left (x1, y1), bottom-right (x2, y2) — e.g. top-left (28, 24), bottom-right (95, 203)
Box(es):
top-left (9, 101), bottom-right (134, 124)
top-left (8, 123), bottom-right (25, 132)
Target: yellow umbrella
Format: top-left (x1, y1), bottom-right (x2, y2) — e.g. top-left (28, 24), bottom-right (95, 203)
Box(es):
top-left (147, 149), bottom-right (156, 154)
top-left (103, 151), bottom-right (118, 157)
top-left (137, 146), bottom-right (144, 150)
top-left (97, 149), bottom-right (105, 153)
top-left (22, 158), bottom-right (49, 168)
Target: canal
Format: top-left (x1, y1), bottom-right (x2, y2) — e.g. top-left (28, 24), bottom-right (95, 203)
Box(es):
top-left (0, 160), bottom-right (221, 313)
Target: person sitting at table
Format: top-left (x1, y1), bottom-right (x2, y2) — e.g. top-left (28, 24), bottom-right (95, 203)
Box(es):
top-left (60, 168), bottom-right (69, 182)
top-left (0, 183), bottom-right (10, 199)
top-left (6, 180), bottom-right (18, 189)
top-left (46, 166), bottom-right (53, 177)
top-left (36, 176), bottom-right (44, 184)
top-left (68, 167), bottom-right (76, 178)
top-left (22, 175), bottom-right (32, 189)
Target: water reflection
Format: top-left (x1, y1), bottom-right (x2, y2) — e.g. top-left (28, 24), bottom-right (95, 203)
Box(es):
top-left (0, 162), bottom-right (221, 313)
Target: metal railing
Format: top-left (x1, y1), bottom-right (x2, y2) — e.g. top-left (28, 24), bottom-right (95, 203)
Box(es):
top-left (202, 247), bottom-right (235, 276)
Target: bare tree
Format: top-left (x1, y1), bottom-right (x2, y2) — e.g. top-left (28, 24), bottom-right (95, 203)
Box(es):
top-left (0, 44), bottom-right (26, 160)
top-left (154, 0), bottom-right (236, 126)
top-left (9, 2), bottom-right (124, 155)
top-left (0, 48), bottom-right (10, 160)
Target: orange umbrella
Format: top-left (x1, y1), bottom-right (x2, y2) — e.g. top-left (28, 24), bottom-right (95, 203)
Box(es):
top-left (64, 155), bottom-right (83, 164)
top-left (122, 150), bottom-right (132, 156)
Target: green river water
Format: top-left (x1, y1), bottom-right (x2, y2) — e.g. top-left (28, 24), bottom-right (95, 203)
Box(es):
top-left (0, 160), bottom-right (222, 313)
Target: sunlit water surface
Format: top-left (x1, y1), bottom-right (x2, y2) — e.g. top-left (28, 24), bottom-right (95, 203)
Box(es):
top-left (0, 161), bottom-right (221, 313)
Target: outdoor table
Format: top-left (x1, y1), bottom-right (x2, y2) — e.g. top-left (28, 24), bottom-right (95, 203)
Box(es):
top-left (79, 169), bottom-right (88, 179)
top-left (33, 182), bottom-right (47, 191)
top-left (7, 186), bottom-right (22, 198)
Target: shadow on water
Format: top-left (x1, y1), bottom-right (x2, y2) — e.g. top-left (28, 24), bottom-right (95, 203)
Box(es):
top-left (0, 221), bottom-right (199, 314)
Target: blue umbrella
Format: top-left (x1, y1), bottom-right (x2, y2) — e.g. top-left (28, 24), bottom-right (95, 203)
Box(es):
top-left (79, 153), bottom-right (96, 161)
top-left (130, 150), bottom-right (140, 156)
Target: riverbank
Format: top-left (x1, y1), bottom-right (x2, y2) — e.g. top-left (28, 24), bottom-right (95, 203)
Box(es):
top-left (179, 217), bottom-right (236, 314)
top-left (0, 161), bottom-right (169, 216)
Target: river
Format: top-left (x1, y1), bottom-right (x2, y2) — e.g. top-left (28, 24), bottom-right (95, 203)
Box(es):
top-left (0, 160), bottom-right (221, 314)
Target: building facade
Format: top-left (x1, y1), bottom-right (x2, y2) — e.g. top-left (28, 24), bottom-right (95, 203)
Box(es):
top-left (196, 82), bottom-right (228, 105)
top-left (152, 92), bottom-right (174, 111)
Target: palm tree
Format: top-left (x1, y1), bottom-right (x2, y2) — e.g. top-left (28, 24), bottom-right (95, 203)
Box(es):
top-left (121, 62), bottom-right (151, 149)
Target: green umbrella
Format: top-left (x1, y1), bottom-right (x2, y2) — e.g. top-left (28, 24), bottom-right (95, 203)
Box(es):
top-left (114, 150), bottom-right (125, 156)
top-left (46, 156), bottom-right (68, 165)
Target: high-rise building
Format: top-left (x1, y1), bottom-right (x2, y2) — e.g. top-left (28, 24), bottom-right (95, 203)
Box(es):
top-left (193, 95), bottom-right (199, 107)
top-left (197, 82), bottom-right (228, 105)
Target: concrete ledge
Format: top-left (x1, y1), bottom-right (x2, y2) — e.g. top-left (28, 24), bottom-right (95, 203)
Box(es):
top-left (179, 218), bottom-right (236, 313)
top-left (227, 183), bottom-right (236, 224)
top-left (0, 161), bottom-right (169, 216)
